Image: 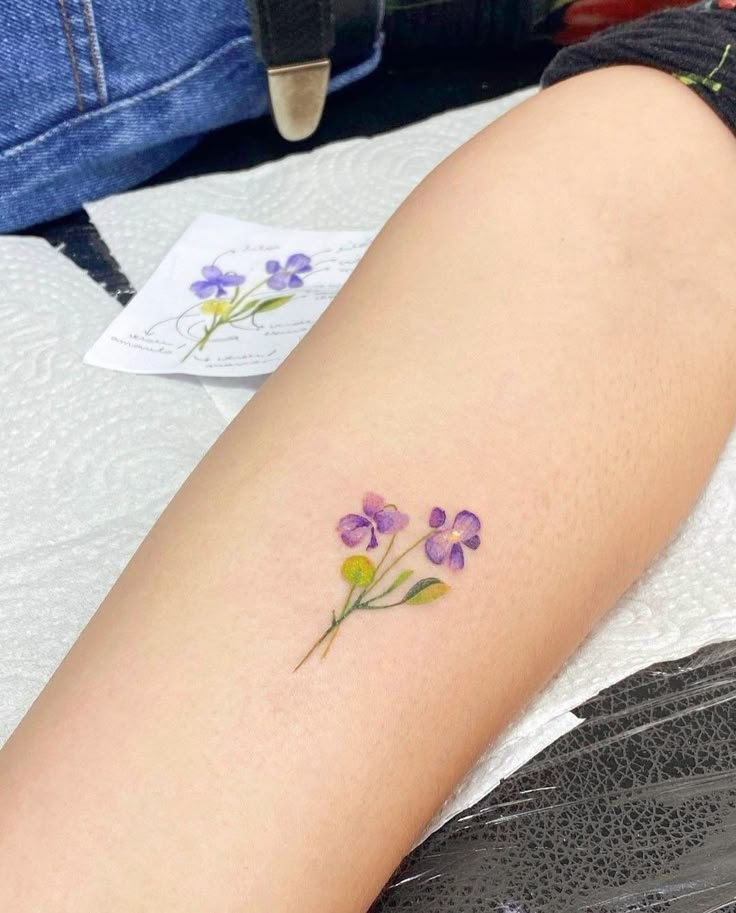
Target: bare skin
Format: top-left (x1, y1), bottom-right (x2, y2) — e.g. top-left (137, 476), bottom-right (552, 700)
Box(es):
top-left (1, 66), bottom-right (736, 912)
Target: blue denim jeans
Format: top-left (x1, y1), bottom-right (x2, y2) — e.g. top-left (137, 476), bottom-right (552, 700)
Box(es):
top-left (0, 1), bottom-right (381, 233)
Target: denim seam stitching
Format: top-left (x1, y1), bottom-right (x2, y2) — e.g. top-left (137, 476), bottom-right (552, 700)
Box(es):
top-left (80, 0), bottom-right (108, 105)
top-left (0, 35), bottom-right (253, 161)
top-left (57, 0), bottom-right (86, 112)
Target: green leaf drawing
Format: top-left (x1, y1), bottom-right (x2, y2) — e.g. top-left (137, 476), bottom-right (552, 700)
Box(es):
top-left (252, 295), bottom-right (292, 315)
top-left (229, 299), bottom-right (259, 317)
top-left (404, 577), bottom-right (449, 605)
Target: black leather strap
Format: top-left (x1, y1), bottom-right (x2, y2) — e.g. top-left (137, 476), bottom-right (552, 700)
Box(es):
top-left (333, 0), bottom-right (381, 71)
top-left (247, 0), bottom-right (336, 68)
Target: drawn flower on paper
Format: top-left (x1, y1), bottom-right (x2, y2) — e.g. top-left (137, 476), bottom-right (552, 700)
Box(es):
top-left (190, 264), bottom-right (245, 299)
top-left (295, 493), bottom-right (482, 670)
top-left (338, 492), bottom-right (409, 549)
top-left (425, 508), bottom-right (481, 571)
top-left (266, 253), bottom-right (312, 290)
top-left (178, 252), bottom-right (315, 362)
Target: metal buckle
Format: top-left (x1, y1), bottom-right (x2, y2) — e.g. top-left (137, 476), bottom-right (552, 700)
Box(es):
top-left (267, 58), bottom-right (331, 141)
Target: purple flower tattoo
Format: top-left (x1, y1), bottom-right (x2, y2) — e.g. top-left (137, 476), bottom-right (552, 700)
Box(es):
top-left (265, 253), bottom-right (312, 290)
top-left (295, 493), bottom-right (481, 670)
top-left (189, 264), bottom-right (245, 299)
top-left (337, 492), bottom-right (409, 549)
top-left (425, 508), bottom-right (481, 571)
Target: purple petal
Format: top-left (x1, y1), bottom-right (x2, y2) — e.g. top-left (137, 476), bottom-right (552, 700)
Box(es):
top-left (449, 542), bottom-right (465, 570)
top-left (362, 492), bottom-right (384, 518)
top-left (453, 510), bottom-right (481, 541)
top-left (267, 273), bottom-right (288, 291)
top-left (286, 253), bottom-right (311, 272)
top-left (338, 514), bottom-right (370, 547)
top-left (190, 279), bottom-right (215, 298)
top-left (338, 513), bottom-right (370, 533)
top-left (429, 507), bottom-right (446, 529)
top-left (220, 271), bottom-right (245, 287)
top-left (368, 527), bottom-right (379, 549)
top-left (265, 260), bottom-right (280, 274)
top-left (288, 274), bottom-right (304, 288)
top-left (374, 508), bottom-right (409, 534)
top-left (464, 534), bottom-right (480, 550)
top-left (425, 531), bottom-right (452, 565)
top-left (201, 264), bottom-right (223, 280)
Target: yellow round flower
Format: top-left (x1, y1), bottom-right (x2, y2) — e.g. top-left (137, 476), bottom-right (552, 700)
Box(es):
top-left (201, 299), bottom-right (232, 317)
top-left (340, 555), bottom-right (375, 587)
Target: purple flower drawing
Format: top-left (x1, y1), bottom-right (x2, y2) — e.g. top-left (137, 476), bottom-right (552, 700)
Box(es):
top-left (425, 508), bottom-right (481, 571)
top-left (190, 264), bottom-right (246, 299)
top-left (265, 253), bottom-right (312, 290)
top-left (338, 492), bottom-right (409, 549)
top-left (181, 253), bottom-right (316, 362)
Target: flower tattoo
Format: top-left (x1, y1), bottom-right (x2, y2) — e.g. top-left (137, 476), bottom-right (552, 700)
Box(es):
top-left (425, 508), bottom-right (481, 570)
top-left (295, 493), bottom-right (482, 670)
top-left (337, 492), bottom-right (409, 549)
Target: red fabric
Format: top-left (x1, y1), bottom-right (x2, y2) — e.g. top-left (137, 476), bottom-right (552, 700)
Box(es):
top-left (554, 0), bottom-right (693, 44)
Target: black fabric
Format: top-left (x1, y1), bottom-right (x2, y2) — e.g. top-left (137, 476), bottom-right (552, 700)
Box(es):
top-left (333, 0), bottom-right (381, 71)
top-left (247, 0), bottom-right (335, 67)
top-left (542, 4), bottom-right (736, 136)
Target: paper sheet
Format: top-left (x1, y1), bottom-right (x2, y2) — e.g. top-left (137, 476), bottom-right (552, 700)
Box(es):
top-left (85, 214), bottom-right (373, 377)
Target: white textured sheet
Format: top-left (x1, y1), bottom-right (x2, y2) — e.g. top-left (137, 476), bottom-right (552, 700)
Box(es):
top-left (0, 237), bottom-right (224, 737)
top-left (3, 87), bottom-right (736, 843)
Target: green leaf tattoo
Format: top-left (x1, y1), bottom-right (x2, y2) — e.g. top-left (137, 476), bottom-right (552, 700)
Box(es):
top-left (404, 578), bottom-right (449, 605)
